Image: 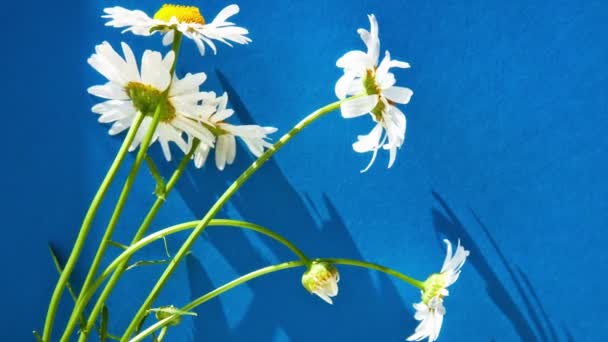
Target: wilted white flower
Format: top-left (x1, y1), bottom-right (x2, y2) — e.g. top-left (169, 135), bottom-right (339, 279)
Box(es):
top-left (301, 261), bottom-right (340, 304)
top-left (407, 240), bottom-right (470, 342)
top-left (190, 92), bottom-right (277, 170)
top-left (336, 14), bottom-right (413, 172)
top-left (103, 4), bottom-right (251, 55)
top-left (88, 41), bottom-right (214, 161)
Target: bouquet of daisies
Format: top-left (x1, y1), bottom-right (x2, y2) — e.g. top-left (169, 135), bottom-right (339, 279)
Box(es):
top-left (37, 4), bottom-right (469, 342)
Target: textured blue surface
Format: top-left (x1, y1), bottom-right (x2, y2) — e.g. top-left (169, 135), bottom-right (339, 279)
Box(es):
top-left (1, 0), bottom-right (607, 341)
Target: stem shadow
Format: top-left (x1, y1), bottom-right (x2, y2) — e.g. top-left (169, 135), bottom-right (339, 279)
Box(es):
top-left (431, 191), bottom-right (575, 342)
top-left (171, 71), bottom-right (416, 341)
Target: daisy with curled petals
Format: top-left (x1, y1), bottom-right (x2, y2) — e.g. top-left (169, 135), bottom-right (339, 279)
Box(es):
top-left (335, 14), bottom-right (413, 172)
top-left (103, 4), bottom-right (251, 55)
top-left (88, 41), bottom-right (214, 161)
top-left (190, 92), bottom-right (277, 170)
top-left (407, 240), bottom-right (470, 342)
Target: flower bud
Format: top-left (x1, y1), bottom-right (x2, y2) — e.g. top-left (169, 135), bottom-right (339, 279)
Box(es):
top-left (301, 261), bottom-right (340, 304)
top-left (153, 305), bottom-right (184, 326)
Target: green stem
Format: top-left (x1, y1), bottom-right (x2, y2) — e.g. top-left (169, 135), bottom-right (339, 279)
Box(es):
top-left (156, 327), bottom-right (168, 341)
top-left (61, 107), bottom-right (163, 342)
top-left (129, 261), bottom-right (307, 342)
top-left (324, 258), bottom-right (425, 290)
top-left (74, 142), bottom-right (200, 341)
top-left (204, 219), bottom-right (309, 262)
top-left (120, 98), bottom-right (352, 341)
top-left (168, 31), bottom-right (182, 79)
top-left (41, 112), bottom-right (145, 342)
top-left (128, 257), bottom-right (423, 341)
top-left (75, 218), bottom-right (307, 313)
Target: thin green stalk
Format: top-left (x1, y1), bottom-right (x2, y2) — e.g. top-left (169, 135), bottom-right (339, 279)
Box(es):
top-left (75, 142), bottom-right (200, 341)
top-left (74, 218), bottom-right (308, 314)
top-left (42, 112), bottom-right (145, 342)
top-left (325, 258), bottom-right (425, 290)
top-left (202, 219), bottom-right (309, 262)
top-left (121, 98), bottom-right (352, 341)
top-left (100, 306), bottom-right (109, 342)
top-left (61, 107), bottom-right (163, 342)
top-left (129, 257), bottom-right (424, 341)
top-left (156, 327), bottom-right (168, 341)
top-left (129, 261), bottom-right (307, 342)
top-left (168, 31), bottom-right (182, 78)
top-left (75, 30), bottom-right (187, 336)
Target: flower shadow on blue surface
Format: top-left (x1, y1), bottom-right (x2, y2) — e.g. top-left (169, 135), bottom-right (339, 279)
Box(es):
top-left (152, 71), bottom-right (417, 341)
top-left (431, 191), bottom-right (574, 342)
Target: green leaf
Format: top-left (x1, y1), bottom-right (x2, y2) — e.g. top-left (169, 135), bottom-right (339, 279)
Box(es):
top-left (162, 236), bottom-right (171, 258)
top-left (136, 313), bottom-right (149, 334)
top-left (96, 325), bottom-right (121, 341)
top-left (48, 244), bottom-right (87, 330)
top-left (107, 333), bottom-right (122, 341)
top-left (126, 259), bottom-right (171, 271)
top-left (108, 240), bottom-right (129, 250)
top-left (126, 252), bottom-right (192, 271)
top-left (48, 245), bottom-right (78, 302)
top-left (33, 330), bottom-right (43, 342)
top-left (145, 155), bottom-right (167, 200)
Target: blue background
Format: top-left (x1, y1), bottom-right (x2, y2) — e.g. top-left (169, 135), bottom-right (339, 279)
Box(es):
top-left (1, 0), bottom-right (607, 341)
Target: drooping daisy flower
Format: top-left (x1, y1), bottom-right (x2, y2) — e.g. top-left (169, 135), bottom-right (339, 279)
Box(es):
top-left (190, 92), bottom-right (277, 170)
top-left (407, 240), bottom-right (470, 342)
top-left (301, 261), bottom-right (340, 304)
top-left (103, 4), bottom-right (251, 55)
top-left (88, 41), bottom-right (214, 161)
top-left (336, 14), bottom-right (413, 172)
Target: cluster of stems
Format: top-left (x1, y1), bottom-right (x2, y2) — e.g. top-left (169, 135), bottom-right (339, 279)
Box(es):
top-left (40, 29), bottom-right (424, 342)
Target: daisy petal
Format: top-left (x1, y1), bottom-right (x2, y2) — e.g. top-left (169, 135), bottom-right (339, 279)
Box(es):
top-left (336, 50), bottom-right (371, 71)
top-left (340, 95), bottom-right (378, 118)
top-left (384, 86), bottom-right (413, 104)
top-left (162, 29), bottom-right (175, 46)
top-left (88, 83), bottom-right (129, 100)
top-left (212, 4), bottom-right (240, 24)
top-left (215, 135), bottom-right (230, 170)
top-left (335, 72), bottom-right (357, 100)
top-left (140, 50), bottom-right (170, 91)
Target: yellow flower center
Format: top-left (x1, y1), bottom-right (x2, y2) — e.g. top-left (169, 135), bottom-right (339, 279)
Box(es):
top-left (125, 82), bottom-right (176, 122)
top-left (363, 69), bottom-right (381, 96)
top-left (363, 69), bottom-right (386, 121)
top-left (301, 261), bottom-right (339, 293)
top-left (421, 273), bottom-right (447, 305)
top-left (153, 4), bottom-right (206, 25)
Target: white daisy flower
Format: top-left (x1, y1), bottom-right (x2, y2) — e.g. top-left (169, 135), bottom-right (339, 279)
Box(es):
top-left (88, 41), bottom-right (214, 161)
top-left (407, 240), bottom-right (470, 342)
top-left (336, 14), bottom-right (413, 172)
top-left (103, 4), bottom-right (251, 55)
top-left (301, 261), bottom-right (340, 305)
top-left (190, 92), bottom-right (277, 170)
